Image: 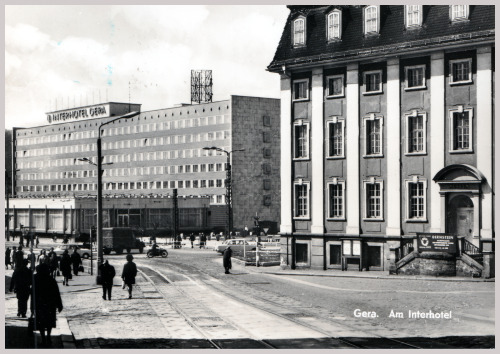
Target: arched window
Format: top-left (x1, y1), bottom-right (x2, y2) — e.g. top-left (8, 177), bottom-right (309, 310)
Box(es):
top-left (293, 17), bottom-right (306, 46)
top-left (364, 6), bottom-right (380, 34)
top-left (327, 10), bottom-right (341, 40)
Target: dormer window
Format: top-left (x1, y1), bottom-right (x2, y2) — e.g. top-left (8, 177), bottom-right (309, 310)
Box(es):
top-left (327, 10), bottom-right (342, 40)
top-left (405, 5), bottom-right (423, 28)
top-left (364, 6), bottom-right (380, 35)
top-left (293, 17), bottom-right (306, 46)
top-left (450, 5), bottom-right (469, 21)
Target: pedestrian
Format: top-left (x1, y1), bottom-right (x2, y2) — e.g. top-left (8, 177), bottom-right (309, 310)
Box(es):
top-left (14, 245), bottom-right (25, 270)
top-left (47, 247), bottom-right (56, 260)
top-left (37, 249), bottom-right (47, 265)
top-left (48, 252), bottom-right (59, 279)
top-left (19, 234), bottom-right (24, 247)
top-left (35, 235), bottom-right (40, 248)
top-left (63, 235), bottom-right (69, 244)
top-left (190, 233), bottom-right (195, 248)
top-left (5, 247), bottom-right (12, 269)
top-left (99, 260), bottom-right (116, 300)
top-left (59, 250), bottom-right (72, 286)
top-left (31, 262), bottom-right (63, 347)
top-left (9, 259), bottom-right (32, 317)
top-left (121, 254), bottom-right (137, 299)
top-left (223, 246), bottom-right (232, 274)
top-left (11, 246), bottom-right (17, 268)
top-left (70, 248), bottom-right (82, 276)
top-left (200, 233), bottom-right (206, 249)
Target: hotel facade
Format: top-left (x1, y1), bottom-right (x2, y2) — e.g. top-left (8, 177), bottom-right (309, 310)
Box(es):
top-left (268, 5), bottom-right (494, 276)
top-left (8, 96), bottom-right (280, 238)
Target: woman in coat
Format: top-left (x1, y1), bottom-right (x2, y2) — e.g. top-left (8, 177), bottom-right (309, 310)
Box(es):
top-left (121, 254), bottom-right (137, 299)
top-left (223, 246), bottom-right (232, 274)
top-left (59, 250), bottom-right (72, 286)
top-left (32, 263), bottom-right (63, 347)
top-left (48, 252), bottom-right (59, 279)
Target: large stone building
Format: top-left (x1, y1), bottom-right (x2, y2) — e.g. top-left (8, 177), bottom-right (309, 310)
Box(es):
top-left (268, 5), bottom-right (494, 277)
top-left (8, 96), bottom-right (280, 238)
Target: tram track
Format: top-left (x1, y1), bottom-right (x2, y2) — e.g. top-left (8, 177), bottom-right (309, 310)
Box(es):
top-left (160, 261), bottom-right (426, 349)
top-left (138, 266), bottom-right (276, 349)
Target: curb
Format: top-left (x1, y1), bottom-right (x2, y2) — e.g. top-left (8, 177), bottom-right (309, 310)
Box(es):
top-left (229, 257), bottom-right (494, 282)
top-left (58, 316), bottom-right (76, 349)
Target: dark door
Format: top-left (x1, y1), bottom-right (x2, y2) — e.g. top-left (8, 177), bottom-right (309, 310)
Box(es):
top-left (456, 208), bottom-right (474, 242)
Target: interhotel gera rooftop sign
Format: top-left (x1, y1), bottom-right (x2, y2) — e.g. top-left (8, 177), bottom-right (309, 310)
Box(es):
top-left (46, 104), bottom-right (109, 124)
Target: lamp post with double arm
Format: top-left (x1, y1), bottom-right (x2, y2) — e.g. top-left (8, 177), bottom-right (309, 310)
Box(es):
top-left (82, 111), bottom-right (140, 284)
top-left (202, 147), bottom-right (244, 237)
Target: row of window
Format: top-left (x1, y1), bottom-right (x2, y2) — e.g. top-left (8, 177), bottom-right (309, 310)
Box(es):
top-left (17, 131), bottom-right (232, 158)
top-left (294, 107), bottom-right (473, 160)
top-left (19, 163), bottom-right (228, 181)
top-left (16, 115), bottom-right (230, 146)
top-left (294, 177), bottom-right (427, 221)
top-left (293, 5), bottom-right (470, 45)
top-left (293, 58), bottom-right (472, 101)
top-left (18, 146), bottom-right (231, 169)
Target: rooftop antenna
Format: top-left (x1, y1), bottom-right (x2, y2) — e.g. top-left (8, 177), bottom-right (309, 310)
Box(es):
top-left (191, 70), bottom-right (213, 104)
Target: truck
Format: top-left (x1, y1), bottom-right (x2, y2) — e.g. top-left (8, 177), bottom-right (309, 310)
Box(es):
top-left (102, 227), bottom-right (145, 255)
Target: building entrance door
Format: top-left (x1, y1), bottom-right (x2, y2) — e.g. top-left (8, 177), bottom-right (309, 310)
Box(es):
top-left (447, 195), bottom-right (474, 242)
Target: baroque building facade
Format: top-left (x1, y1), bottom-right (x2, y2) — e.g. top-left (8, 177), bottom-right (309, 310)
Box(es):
top-left (268, 5), bottom-right (494, 276)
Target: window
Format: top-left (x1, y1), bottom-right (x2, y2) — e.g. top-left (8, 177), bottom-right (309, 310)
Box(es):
top-left (327, 179), bottom-right (345, 219)
top-left (326, 75), bottom-right (344, 98)
top-left (327, 10), bottom-right (341, 40)
top-left (405, 65), bottom-right (426, 90)
top-left (405, 111), bottom-right (427, 155)
top-left (294, 121), bottom-right (309, 159)
top-left (216, 179), bottom-right (223, 188)
top-left (293, 17), bottom-right (306, 46)
top-left (450, 5), bottom-right (469, 21)
top-left (327, 118), bottom-right (345, 158)
top-left (294, 180), bottom-right (310, 219)
top-left (263, 195), bottom-right (272, 206)
top-left (363, 70), bottom-right (382, 94)
top-left (263, 179), bottom-right (271, 190)
top-left (293, 79), bottom-right (309, 101)
top-left (449, 59), bottom-right (472, 84)
top-left (449, 107), bottom-right (473, 152)
top-left (263, 148), bottom-right (272, 158)
top-left (405, 5), bottom-right (422, 27)
top-left (406, 179), bottom-right (427, 221)
top-left (364, 6), bottom-right (379, 34)
top-left (295, 243), bottom-right (309, 264)
top-left (364, 179), bottom-right (383, 220)
top-left (363, 115), bottom-right (383, 157)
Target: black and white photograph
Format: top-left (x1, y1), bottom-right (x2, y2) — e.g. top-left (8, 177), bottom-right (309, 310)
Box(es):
top-left (4, 3), bottom-right (496, 350)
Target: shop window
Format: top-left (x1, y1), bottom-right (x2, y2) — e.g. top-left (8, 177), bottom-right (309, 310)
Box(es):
top-left (329, 244), bottom-right (342, 266)
top-left (295, 243), bottom-right (308, 264)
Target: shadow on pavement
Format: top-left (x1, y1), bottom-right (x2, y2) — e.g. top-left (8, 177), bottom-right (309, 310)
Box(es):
top-left (5, 325), bottom-right (63, 349)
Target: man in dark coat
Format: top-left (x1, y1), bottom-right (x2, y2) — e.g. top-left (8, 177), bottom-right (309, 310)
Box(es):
top-left (60, 251), bottom-right (72, 286)
top-left (70, 249), bottom-right (82, 276)
top-left (5, 247), bottom-right (12, 269)
top-left (99, 260), bottom-right (116, 300)
top-left (200, 233), bottom-right (207, 249)
top-left (190, 233), bottom-right (195, 248)
top-left (223, 246), bottom-right (232, 274)
top-left (14, 245), bottom-right (25, 270)
top-left (32, 263), bottom-right (63, 347)
top-left (48, 252), bottom-right (59, 279)
top-left (9, 259), bottom-right (32, 317)
top-left (121, 254), bottom-right (137, 299)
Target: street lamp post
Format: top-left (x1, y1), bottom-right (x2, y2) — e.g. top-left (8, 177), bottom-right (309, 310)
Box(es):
top-left (202, 147), bottom-right (244, 238)
top-left (82, 111), bottom-right (139, 284)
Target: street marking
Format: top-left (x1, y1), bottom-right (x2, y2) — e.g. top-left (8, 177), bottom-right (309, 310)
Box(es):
top-left (263, 274), bottom-right (495, 294)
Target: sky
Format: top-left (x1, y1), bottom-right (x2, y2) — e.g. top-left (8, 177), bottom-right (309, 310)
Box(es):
top-left (4, 5), bottom-right (289, 129)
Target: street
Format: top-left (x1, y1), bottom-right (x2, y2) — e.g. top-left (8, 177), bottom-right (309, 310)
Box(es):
top-left (5, 243), bottom-right (495, 349)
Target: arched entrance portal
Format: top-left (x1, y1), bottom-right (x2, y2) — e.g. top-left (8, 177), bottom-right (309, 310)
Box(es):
top-left (433, 164), bottom-right (484, 247)
top-left (447, 195), bottom-right (474, 242)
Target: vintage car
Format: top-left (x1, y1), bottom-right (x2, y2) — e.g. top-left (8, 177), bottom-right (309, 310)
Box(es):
top-left (215, 239), bottom-right (257, 254)
top-left (52, 244), bottom-right (93, 259)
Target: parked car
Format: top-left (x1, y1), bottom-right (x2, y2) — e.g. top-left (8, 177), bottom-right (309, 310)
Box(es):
top-left (53, 243), bottom-right (93, 259)
top-left (215, 239), bottom-right (257, 254)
